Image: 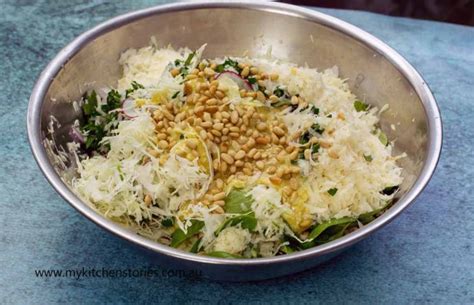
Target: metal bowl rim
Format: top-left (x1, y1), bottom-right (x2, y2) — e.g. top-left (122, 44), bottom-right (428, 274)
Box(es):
top-left (27, 1), bottom-right (442, 266)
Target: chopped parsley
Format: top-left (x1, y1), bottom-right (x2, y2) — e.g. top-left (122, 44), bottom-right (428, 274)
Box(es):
top-left (363, 154), bottom-right (373, 162)
top-left (80, 89), bottom-right (123, 152)
top-left (171, 91), bottom-right (180, 99)
top-left (161, 217), bottom-right (174, 227)
top-left (125, 81), bottom-right (144, 98)
top-left (215, 58), bottom-right (241, 73)
top-left (311, 106), bottom-right (320, 115)
top-left (247, 76), bottom-right (257, 84)
top-left (327, 188), bottom-right (338, 196)
top-left (354, 100), bottom-right (369, 112)
top-left (173, 52), bottom-right (197, 77)
top-left (299, 124), bottom-right (325, 146)
top-left (312, 143), bottom-right (320, 154)
top-left (273, 87), bottom-right (285, 97)
top-left (184, 51), bottom-right (196, 66)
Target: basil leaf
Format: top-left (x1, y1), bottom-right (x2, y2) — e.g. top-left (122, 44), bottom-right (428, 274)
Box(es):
top-left (207, 251), bottom-right (242, 259)
top-left (190, 238), bottom-right (202, 253)
top-left (354, 100), bottom-right (369, 112)
top-left (358, 209), bottom-right (383, 225)
top-left (280, 245), bottom-right (296, 254)
top-left (327, 188), bottom-right (338, 196)
top-left (306, 217), bottom-right (356, 241)
top-left (223, 189), bottom-right (253, 214)
top-left (214, 213), bottom-right (257, 236)
top-left (170, 220), bottom-right (204, 248)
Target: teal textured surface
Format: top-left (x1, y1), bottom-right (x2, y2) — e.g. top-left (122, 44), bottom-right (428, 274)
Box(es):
top-left (1, 1), bottom-right (473, 304)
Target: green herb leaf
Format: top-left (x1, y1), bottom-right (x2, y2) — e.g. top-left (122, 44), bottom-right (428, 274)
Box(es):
top-left (206, 251), bottom-right (242, 259)
top-left (358, 208), bottom-right (383, 225)
top-left (280, 245), bottom-right (296, 254)
top-left (215, 64), bottom-right (225, 73)
top-left (378, 131), bottom-right (389, 146)
top-left (103, 89), bottom-right (121, 112)
top-left (311, 106), bottom-right (320, 115)
top-left (216, 58), bottom-right (241, 73)
top-left (271, 99), bottom-right (291, 108)
top-left (184, 51), bottom-right (196, 66)
top-left (363, 154), bottom-right (373, 162)
top-left (179, 66), bottom-right (189, 76)
top-left (223, 189), bottom-right (253, 214)
top-left (116, 165), bottom-right (124, 181)
top-left (170, 220), bottom-right (204, 248)
top-left (273, 87), bottom-right (285, 98)
top-left (311, 123), bottom-right (325, 134)
top-left (354, 100), bottom-right (369, 112)
top-left (190, 238), bottom-right (202, 253)
top-left (82, 90), bottom-right (98, 116)
top-left (382, 185), bottom-right (399, 196)
top-left (161, 217), bottom-right (174, 227)
top-left (171, 91), bottom-right (180, 99)
top-left (311, 143), bottom-right (320, 154)
top-left (125, 81), bottom-right (144, 98)
top-left (80, 88), bottom-right (123, 152)
top-left (214, 213), bottom-right (257, 236)
top-left (247, 76), bottom-right (257, 84)
top-left (327, 188), bottom-right (338, 196)
top-left (306, 217), bottom-right (356, 242)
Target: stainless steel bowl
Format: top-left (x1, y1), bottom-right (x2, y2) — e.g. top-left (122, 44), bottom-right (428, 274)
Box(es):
top-left (27, 1), bottom-right (442, 281)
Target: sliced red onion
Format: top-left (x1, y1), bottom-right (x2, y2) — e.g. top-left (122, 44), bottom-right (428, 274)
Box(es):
top-left (121, 98), bottom-right (138, 118)
top-left (69, 127), bottom-right (85, 144)
top-left (215, 71), bottom-right (253, 91)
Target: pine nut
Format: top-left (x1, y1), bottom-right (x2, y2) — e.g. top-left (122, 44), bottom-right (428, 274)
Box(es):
top-left (273, 126), bottom-right (285, 137)
top-left (214, 200), bottom-right (225, 207)
top-left (144, 194), bottom-right (152, 206)
top-left (170, 68), bottom-right (180, 77)
top-left (158, 140), bottom-right (168, 149)
top-left (213, 122), bottom-right (224, 130)
top-left (231, 111), bottom-right (239, 124)
top-left (186, 139), bottom-right (198, 149)
top-left (256, 122), bottom-right (267, 131)
top-left (241, 66), bottom-right (250, 77)
top-left (256, 136), bottom-right (270, 145)
top-left (221, 153), bottom-right (234, 164)
top-left (234, 150), bottom-right (246, 160)
top-left (270, 176), bottom-right (282, 185)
